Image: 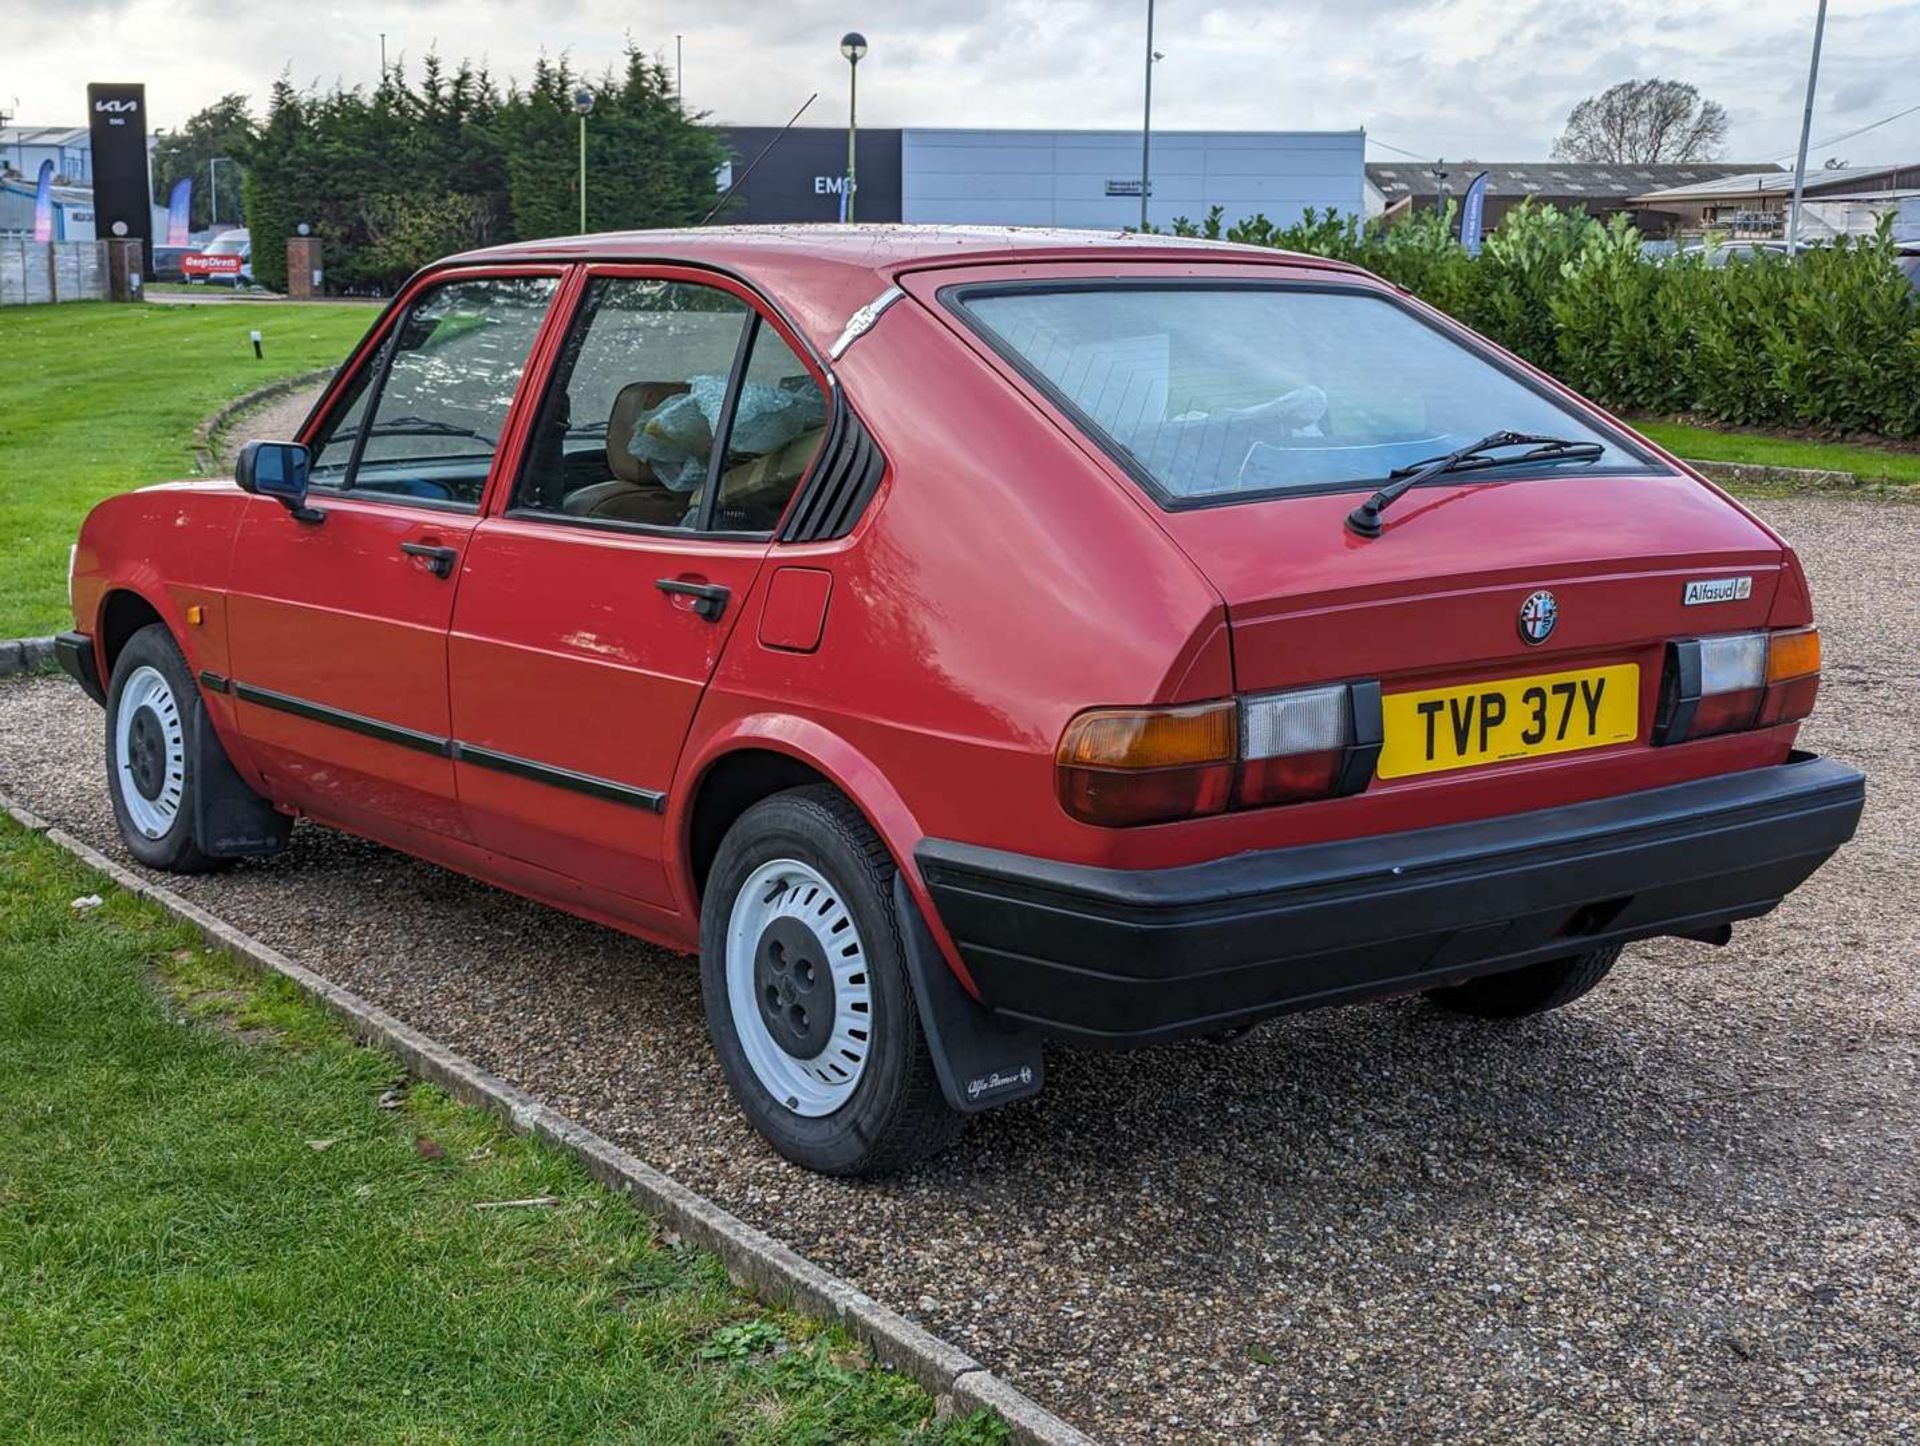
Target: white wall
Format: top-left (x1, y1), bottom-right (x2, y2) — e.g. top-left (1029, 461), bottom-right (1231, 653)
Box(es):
top-left (901, 129), bottom-right (1366, 231)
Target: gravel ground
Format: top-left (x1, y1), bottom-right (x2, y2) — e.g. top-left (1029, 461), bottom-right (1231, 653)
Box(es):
top-left (214, 387), bottom-right (321, 468)
top-left (4, 494), bottom-right (1914, 1442)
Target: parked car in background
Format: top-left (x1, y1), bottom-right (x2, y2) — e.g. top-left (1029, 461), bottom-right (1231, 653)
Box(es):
top-left (57, 227), bottom-right (1864, 1175)
top-left (1680, 239), bottom-right (1794, 266)
top-left (1896, 245), bottom-right (1920, 294)
top-left (182, 227), bottom-right (251, 285)
top-left (148, 245), bottom-right (191, 283)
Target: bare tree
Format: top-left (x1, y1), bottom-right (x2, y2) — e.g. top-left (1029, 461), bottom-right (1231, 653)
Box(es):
top-left (1551, 79), bottom-right (1729, 164)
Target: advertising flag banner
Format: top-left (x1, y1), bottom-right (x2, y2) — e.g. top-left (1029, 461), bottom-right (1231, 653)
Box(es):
top-left (166, 177), bottom-right (193, 247)
top-left (1459, 170), bottom-right (1491, 258)
top-left (33, 159), bottom-right (55, 242)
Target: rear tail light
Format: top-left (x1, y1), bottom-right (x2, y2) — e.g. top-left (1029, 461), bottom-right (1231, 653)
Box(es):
top-left (1057, 701), bottom-right (1236, 827)
top-left (1237, 682), bottom-right (1383, 807)
top-left (1656, 627), bottom-right (1821, 745)
top-left (1057, 684), bottom-right (1382, 826)
top-left (1759, 625), bottom-right (1822, 726)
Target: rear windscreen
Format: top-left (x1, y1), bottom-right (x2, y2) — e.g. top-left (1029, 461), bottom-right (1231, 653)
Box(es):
top-left (954, 284), bottom-right (1645, 504)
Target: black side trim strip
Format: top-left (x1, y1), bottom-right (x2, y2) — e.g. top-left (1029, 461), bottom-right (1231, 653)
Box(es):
top-left (224, 676), bottom-right (666, 813)
top-left (232, 681), bottom-right (452, 757)
top-left (451, 743), bottom-right (667, 814)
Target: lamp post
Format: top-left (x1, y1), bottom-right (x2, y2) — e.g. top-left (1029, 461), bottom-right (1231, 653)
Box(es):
top-left (839, 32), bottom-right (867, 223)
top-left (1786, 0), bottom-right (1829, 254)
top-left (572, 88), bottom-right (595, 235)
top-left (207, 155), bottom-right (237, 228)
top-left (1139, 0), bottom-right (1156, 231)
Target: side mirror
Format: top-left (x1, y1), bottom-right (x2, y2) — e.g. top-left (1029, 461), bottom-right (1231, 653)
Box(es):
top-left (236, 440), bottom-right (323, 523)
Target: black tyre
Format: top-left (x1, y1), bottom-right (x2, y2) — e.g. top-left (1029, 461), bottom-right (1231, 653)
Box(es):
top-left (699, 786), bottom-right (963, 1176)
top-left (1423, 944), bottom-right (1622, 1019)
top-left (103, 623), bottom-right (219, 874)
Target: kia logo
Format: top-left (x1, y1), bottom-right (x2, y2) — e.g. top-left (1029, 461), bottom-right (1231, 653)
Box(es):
top-left (94, 100), bottom-right (140, 114)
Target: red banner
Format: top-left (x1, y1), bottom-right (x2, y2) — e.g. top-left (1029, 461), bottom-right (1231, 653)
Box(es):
top-left (183, 253), bottom-right (244, 277)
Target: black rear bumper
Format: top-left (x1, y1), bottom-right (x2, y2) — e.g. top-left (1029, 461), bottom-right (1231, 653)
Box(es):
top-left (917, 753), bottom-right (1865, 1047)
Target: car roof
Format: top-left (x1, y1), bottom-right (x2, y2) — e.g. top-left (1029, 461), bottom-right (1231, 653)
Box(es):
top-left (445, 223), bottom-right (1368, 353)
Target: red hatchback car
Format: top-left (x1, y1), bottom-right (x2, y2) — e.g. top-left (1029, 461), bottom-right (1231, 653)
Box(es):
top-left (60, 226), bottom-right (1863, 1174)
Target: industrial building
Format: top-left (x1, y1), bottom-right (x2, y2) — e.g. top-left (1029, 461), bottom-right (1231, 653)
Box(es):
top-left (1366, 161), bottom-right (1783, 236)
top-left (0, 125), bottom-right (94, 186)
top-left (1627, 162), bottom-right (1920, 241)
top-left (715, 126), bottom-right (1367, 231)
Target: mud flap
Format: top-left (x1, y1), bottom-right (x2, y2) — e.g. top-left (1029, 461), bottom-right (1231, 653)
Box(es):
top-left (192, 698), bottom-right (292, 858)
top-left (892, 873), bottom-right (1044, 1114)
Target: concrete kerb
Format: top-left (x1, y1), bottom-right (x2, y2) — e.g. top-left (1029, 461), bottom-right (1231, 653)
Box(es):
top-left (0, 786), bottom-right (1096, 1446)
top-left (0, 637), bottom-right (56, 679)
top-left (1686, 457), bottom-right (1919, 500)
top-left (190, 367), bottom-right (334, 475)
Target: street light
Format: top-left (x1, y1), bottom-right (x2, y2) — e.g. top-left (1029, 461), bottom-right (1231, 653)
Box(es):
top-left (1786, 0), bottom-right (1829, 254)
top-left (1139, 0), bottom-right (1155, 231)
top-left (573, 87), bottom-right (596, 235)
top-left (208, 155), bottom-right (238, 228)
top-left (839, 32), bottom-right (867, 223)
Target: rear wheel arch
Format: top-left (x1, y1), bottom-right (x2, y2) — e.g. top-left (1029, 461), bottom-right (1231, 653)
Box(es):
top-left (674, 722), bottom-right (931, 917)
top-left (685, 748), bottom-right (837, 900)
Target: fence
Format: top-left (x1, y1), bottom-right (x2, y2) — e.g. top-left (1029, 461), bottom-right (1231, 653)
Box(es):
top-left (0, 239), bottom-right (110, 305)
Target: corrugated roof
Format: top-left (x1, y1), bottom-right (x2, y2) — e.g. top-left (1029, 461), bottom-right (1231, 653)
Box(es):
top-left (0, 126), bottom-right (92, 149)
top-left (1628, 161), bottom-right (1914, 204)
top-left (1366, 161), bottom-right (1783, 202)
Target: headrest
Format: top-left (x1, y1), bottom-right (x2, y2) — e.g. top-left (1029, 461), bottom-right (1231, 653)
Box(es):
top-left (607, 380), bottom-right (692, 484)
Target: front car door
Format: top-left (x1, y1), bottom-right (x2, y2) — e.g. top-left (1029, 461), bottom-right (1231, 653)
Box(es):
top-left (223, 270), bottom-right (561, 842)
top-left (448, 267), bottom-right (832, 911)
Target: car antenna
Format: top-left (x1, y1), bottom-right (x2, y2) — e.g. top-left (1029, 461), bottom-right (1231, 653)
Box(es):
top-left (699, 93), bottom-right (819, 226)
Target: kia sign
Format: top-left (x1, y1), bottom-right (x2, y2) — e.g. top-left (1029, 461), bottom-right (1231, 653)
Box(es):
top-left (87, 82), bottom-right (152, 255)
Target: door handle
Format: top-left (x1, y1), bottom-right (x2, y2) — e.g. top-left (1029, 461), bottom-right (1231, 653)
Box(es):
top-left (656, 578), bottom-right (730, 621)
top-left (400, 542), bottom-right (458, 579)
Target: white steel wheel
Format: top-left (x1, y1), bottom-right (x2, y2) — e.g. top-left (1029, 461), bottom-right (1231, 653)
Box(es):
top-left (113, 664), bottom-right (187, 840)
top-left (724, 857), bottom-right (873, 1117)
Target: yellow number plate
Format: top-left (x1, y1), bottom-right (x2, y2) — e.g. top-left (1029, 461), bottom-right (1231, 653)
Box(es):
top-left (1377, 664), bottom-right (1640, 780)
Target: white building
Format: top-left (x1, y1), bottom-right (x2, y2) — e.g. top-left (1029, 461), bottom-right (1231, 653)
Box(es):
top-left (899, 129), bottom-right (1367, 232)
top-left (0, 126), bottom-right (94, 185)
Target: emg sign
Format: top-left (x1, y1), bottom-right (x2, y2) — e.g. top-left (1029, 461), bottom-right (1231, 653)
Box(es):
top-left (812, 176), bottom-right (854, 195)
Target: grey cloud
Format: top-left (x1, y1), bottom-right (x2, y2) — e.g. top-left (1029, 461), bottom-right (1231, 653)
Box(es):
top-left (4, 0), bottom-right (1915, 165)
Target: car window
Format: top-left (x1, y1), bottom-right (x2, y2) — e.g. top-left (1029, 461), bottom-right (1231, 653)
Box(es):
top-left (709, 322), bottom-right (829, 533)
top-left (307, 274), bottom-right (557, 509)
top-left (955, 284), bottom-right (1643, 505)
top-left (515, 278), bottom-right (753, 530)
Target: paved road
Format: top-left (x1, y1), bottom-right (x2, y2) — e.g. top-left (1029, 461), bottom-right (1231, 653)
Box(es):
top-left (4, 494), bottom-right (1914, 1442)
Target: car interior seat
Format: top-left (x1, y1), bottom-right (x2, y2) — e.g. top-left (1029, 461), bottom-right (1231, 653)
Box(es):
top-left (561, 380), bottom-right (700, 526)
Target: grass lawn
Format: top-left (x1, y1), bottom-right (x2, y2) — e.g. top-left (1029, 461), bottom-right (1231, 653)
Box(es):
top-left (1634, 419), bottom-right (1920, 487)
top-left (0, 301), bottom-right (376, 640)
top-left (0, 815), bottom-right (1002, 1443)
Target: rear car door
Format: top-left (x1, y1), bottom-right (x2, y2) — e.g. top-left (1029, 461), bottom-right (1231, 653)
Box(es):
top-left (224, 270), bottom-right (561, 840)
top-left (448, 267), bottom-right (831, 908)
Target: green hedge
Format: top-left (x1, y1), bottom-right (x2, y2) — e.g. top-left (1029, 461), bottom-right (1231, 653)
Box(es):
top-left (1167, 204), bottom-right (1920, 439)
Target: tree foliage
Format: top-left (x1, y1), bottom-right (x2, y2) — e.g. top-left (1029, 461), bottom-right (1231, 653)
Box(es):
top-left (237, 46), bottom-right (726, 294)
top-left (151, 94), bottom-right (258, 231)
top-left (1551, 78), bottom-right (1728, 164)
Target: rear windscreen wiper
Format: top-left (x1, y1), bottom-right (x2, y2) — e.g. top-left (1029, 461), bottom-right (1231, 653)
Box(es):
top-left (1345, 431), bottom-right (1605, 538)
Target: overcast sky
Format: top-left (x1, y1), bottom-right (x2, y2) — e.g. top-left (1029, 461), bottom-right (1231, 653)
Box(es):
top-left (6, 0), bottom-right (1917, 167)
